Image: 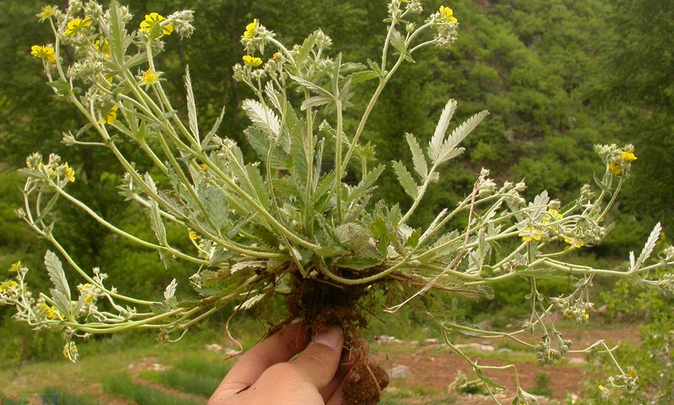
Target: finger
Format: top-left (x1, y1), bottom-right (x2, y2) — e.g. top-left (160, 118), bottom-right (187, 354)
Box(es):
top-left (291, 325), bottom-right (344, 389)
top-left (326, 379), bottom-right (346, 405)
top-left (319, 338), bottom-right (367, 401)
top-left (210, 322), bottom-right (309, 401)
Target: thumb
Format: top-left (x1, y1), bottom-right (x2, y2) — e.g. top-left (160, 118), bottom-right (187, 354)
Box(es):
top-left (291, 326), bottom-right (344, 389)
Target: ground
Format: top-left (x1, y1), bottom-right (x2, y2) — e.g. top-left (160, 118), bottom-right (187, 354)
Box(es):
top-left (0, 322), bottom-right (641, 405)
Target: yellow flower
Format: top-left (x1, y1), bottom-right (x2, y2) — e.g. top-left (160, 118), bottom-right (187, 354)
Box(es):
top-left (547, 209), bottom-right (563, 221)
top-left (621, 151), bottom-right (637, 162)
top-left (142, 69), bottom-right (159, 85)
top-left (63, 342), bottom-right (79, 362)
top-left (519, 226), bottom-right (543, 242)
top-left (188, 231), bottom-right (198, 240)
top-left (197, 163), bottom-right (208, 171)
top-left (64, 163), bottom-right (75, 183)
top-left (140, 13), bottom-right (174, 37)
top-left (93, 39), bottom-right (110, 57)
top-left (564, 236), bottom-right (585, 248)
top-left (30, 45), bottom-right (56, 63)
top-left (64, 17), bottom-right (91, 36)
top-left (243, 55), bottom-right (262, 67)
top-left (9, 261), bottom-right (22, 273)
top-left (100, 105), bottom-right (118, 125)
top-left (0, 280), bottom-right (19, 293)
top-left (628, 368), bottom-right (638, 378)
top-left (609, 162), bottom-right (622, 175)
top-left (37, 5), bottom-right (56, 22)
top-left (438, 6), bottom-right (458, 24)
top-left (598, 385), bottom-right (605, 391)
top-left (40, 303), bottom-right (62, 320)
top-left (244, 18), bottom-right (259, 39)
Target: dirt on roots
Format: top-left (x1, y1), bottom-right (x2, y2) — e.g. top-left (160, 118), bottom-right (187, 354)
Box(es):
top-left (283, 274), bottom-right (389, 405)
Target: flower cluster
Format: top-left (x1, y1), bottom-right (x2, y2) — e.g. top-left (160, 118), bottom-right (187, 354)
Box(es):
top-left (240, 17), bottom-right (274, 54)
top-left (595, 143), bottom-right (638, 177)
top-left (22, 152), bottom-right (76, 186)
top-left (431, 5), bottom-right (459, 48)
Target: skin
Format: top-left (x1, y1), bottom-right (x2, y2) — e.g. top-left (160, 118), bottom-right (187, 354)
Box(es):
top-left (208, 323), bottom-right (358, 405)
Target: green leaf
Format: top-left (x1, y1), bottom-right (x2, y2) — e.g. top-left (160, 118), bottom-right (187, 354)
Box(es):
top-left (366, 58), bottom-right (383, 77)
top-left (390, 29), bottom-right (406, 55)
top-left (436, 110), bottom-right (489, 164)
top-left (44, 250), bottom-right (71, 302)
top-left (428, 99), bottom-right (457, 163)
top-left (244, 127), bottom-right (288, 169)
top-left (47, 79), bottom-right (71, 96)
top-left (202, 105), bottom-right (226, 150)
top-left (371, 216), bottom-right (390, 257)
top-left (184, 66), bottom-right (199, 142)
top-left (109, 1), bottom-right (126, 62)
top-left (289, 74), bottom-right (334, 99)
top-left (348, 164), bottom-right (385, 203)
top-left (301, 95), bottom-right (333, 111)
top-left (296, 32), bottom-right (318, 69)
top-left (333, 256), bottom-right (384, 271)
top-left (242, 99), bottom-right (281, 138)
top-left (392, 161), bottom-right (419, 199)
top-left (246, 164), bottom-right (270, 211)
top-left (348, 70), bottom-right (380, 84)
top-left (406, 133), bottom-right (428, 179)
top-left (291, 123), bottom-right (310, 187)
top-left (200, 183), bottom-right (229, 232)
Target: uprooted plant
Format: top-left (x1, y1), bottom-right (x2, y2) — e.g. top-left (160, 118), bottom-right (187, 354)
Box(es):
top-left (2, 1), bottom-right (673, 404)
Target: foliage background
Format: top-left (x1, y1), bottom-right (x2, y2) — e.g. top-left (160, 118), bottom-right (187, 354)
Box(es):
top-left (0, 0), bottom-right (671, 385)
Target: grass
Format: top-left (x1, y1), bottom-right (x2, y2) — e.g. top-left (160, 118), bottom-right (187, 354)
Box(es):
top-left (174, 355), bottom-right (231, 377)
top-left (103, 373), bottom-right (204, 405)
top-left (139, 355), bottom-right (231, 398)
top-left (0, 388), bottom-right (97, 405)
top-left (140, 369), bottom-right (222, 398)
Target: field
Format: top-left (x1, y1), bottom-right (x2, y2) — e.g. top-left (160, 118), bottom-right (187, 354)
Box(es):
top-left (0, 320), bottom-right (640, 405)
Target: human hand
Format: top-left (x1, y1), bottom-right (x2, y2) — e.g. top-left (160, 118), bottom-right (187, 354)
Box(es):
top-left (208, 323), bottom-right (351, 405)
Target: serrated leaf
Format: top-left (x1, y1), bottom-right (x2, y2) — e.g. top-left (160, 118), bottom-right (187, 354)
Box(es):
top-left (44, 250), bottom-right (71, 302)
top-left (634, 222), bottom-right (662, 270)
top-left (392, 161), bottom-right (418, 199)
top-left (244, 127), bottom-right (288, 169)
top-left (235, 292), bottom-right (267, 311)
top-left (246, 164), bottom-right (270, 210)
top-left (349, 70), bottom-right (379, 84)
top-left (366, 58), bottom-right (383, 76)
top-left (348, 164), bottom-right (385, 203)
top-left (436, 110), bottom-right (489, 164)
top-left (428, 99), bottom-right (457, 162)
top-left (333, 256), bottom-right (384, 271)
top-left (242, 99), bottom-right (280, 138)
top-left (405, 133), bottom-right (428, 179)
top-left (291, 123), bottom-right (310, 187)
top-left (289, 74), bottom-right (334, 99)
top-left (390, 29), bottom-right (406, 54)
top-left (148, 200), bottom-right (167, 245)
top-left (296, 32), bottom-right (317, 69)
top-left (184, 66), bottom-right (199, 142)
top-left (301, 95), bottom-right (333, 111)
top-left (200, 183), bottom-right (229, 232)
top-left (231, 260), bottom-right (267, 274)
top-left (164, 278), bottom-right (177, 301)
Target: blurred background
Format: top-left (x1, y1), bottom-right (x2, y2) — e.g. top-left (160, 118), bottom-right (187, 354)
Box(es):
top-left (1, 0), bottom-right (672, 404)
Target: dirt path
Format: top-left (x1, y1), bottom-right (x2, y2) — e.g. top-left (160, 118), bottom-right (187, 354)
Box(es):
top-left (375, 324), bottom-right (641, 404)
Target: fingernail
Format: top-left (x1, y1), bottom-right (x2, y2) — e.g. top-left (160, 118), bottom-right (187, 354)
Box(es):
top-left (313, 326), bottom-right (343, 350)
